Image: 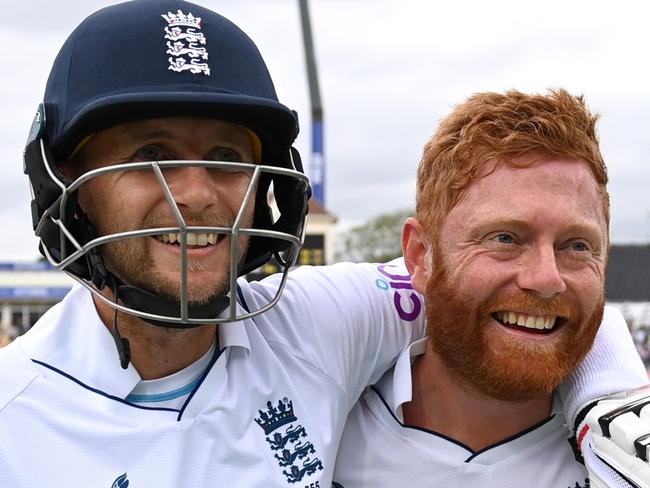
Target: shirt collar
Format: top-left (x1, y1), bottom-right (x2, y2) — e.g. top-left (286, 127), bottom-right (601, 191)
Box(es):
top-left (377, 337), bottom-right (563, 422)
top-left (375, 336), bottom-right (427, 422)
top-left (218, 317), bottom-right (250, 352)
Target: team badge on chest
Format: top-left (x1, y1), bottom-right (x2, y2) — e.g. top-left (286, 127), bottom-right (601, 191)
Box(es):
top-left (161, 10), bottom-right (210, 75)
top-left (255, 398), bottom-right (323, 484)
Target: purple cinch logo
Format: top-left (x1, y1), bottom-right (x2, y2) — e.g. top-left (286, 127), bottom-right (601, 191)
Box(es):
top-left (376, 264), bottom-right (421, 321)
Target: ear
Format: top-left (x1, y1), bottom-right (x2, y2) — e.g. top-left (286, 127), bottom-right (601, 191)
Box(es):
top-left (402, 217), bottom-right (431, 294)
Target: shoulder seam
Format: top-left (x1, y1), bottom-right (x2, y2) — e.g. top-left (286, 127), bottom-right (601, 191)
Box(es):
top-left (0, 344), bottom-right (42, 413)
top-left (265, 338), bottom-right (347, 397)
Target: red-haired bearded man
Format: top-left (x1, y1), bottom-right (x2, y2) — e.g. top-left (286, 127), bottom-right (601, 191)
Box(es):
top-left (334, 89), bottom-right (650, 488)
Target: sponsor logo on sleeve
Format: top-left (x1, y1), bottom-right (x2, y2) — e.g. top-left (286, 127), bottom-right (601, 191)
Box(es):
top-left (376, 264), bottom-right (421, 321)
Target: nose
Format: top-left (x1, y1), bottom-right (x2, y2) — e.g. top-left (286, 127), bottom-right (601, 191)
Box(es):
top-left (515, 244), bottom-right (566, 298)
top-left (164, 165), bottom-right (218, 213)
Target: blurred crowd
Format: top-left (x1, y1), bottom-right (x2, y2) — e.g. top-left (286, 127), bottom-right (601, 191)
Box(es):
top-left (0, 332), bottom-right (15, 348)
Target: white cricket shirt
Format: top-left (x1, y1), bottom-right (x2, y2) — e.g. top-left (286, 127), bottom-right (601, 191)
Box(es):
top-left (333, 337), bottom-right (591, 488)
top-left (0, 261), bottom-right (425, 488)
top-left (0, 256), bottom-right (644, 488)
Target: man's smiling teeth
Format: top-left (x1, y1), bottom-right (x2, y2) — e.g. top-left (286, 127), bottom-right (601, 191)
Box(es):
top-left (494, 311), bottom-right (557, 330)
top-left (156, 233), bottom-right (217, 246)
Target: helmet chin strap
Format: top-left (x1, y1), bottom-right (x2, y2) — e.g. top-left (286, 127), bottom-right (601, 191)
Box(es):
top-left (116, 281), bottom-right (231, 329)
top-left (104, 272), bottom-right (231, 370)
top-left (109, 277), bottom-right (131, 370)
top-left (77, 202), bottom-right (232, 330)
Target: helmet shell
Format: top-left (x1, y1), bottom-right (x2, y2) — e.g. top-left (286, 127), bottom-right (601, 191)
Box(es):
top-left (44, 0), bottom-right (299, 164)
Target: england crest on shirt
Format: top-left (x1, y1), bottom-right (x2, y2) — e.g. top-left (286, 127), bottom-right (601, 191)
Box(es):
top-left (255, 397), bottom-right (323, 483)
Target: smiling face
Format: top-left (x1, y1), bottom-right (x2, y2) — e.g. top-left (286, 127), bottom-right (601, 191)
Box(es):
top-left (405, 156), bottom-right (608, 401)
top-left (67, 117), bottom-right (256, 305)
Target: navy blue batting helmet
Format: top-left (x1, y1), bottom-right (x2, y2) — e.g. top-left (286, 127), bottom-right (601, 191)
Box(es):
top-left (24, 0), bottom-right (311, 329)
top-left (45, 0), bottom-right (299, 164)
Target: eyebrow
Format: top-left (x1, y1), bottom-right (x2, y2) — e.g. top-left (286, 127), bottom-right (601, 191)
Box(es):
top-left (473, 218), bottom-right (605, 240)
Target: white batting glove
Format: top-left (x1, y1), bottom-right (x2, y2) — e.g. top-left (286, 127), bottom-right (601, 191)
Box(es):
top-left (577, 385), bottom-right (650, 488)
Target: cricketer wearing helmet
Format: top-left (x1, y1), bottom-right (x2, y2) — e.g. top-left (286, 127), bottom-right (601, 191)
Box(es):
top-left (0, 1), bottom-right (645, 487)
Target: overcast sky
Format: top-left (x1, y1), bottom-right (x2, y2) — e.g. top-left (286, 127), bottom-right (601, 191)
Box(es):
top-left (2, 0), bottom-right (649, 261)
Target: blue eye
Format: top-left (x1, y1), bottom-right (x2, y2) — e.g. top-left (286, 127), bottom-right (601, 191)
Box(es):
top-left (570, 241), bottom-right (589, 252)
top-left (493, 233), bottom-right (514, 244)
top-left (136, 145), bottom-right (162, 160)
top-left (211, 148), bottom-right (241, 162)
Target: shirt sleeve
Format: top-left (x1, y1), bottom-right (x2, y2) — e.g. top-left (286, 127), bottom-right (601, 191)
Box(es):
top-left (240, 259), bottom-right (426, 404)
top-left (557, 305), bottom-right (649, 427)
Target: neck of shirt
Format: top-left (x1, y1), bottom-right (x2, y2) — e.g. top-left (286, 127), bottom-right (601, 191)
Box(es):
top-left (125, 340), bottom-right (217, 410)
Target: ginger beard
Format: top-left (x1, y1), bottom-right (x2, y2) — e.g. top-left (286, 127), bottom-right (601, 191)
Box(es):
top-left (424, 249), bottom-right (604, 402)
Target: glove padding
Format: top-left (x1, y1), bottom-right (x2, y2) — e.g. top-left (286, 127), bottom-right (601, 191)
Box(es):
top-left (578, 385), bottom-right (650, 488)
